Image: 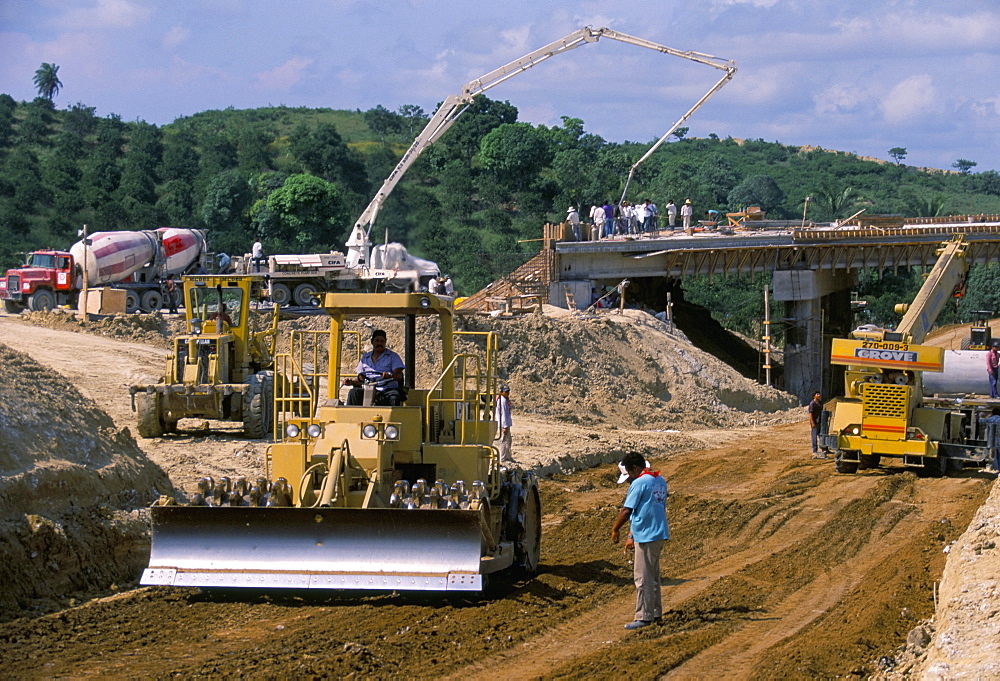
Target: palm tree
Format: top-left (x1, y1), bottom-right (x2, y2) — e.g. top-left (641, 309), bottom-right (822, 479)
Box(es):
top-left (33, 63), bottom-right (62, 101)
top-left (812, 183), bottom-right (863, 221)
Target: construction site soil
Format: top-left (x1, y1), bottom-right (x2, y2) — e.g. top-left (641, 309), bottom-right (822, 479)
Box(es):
top-left (0, 306), bottom-right (997, 678)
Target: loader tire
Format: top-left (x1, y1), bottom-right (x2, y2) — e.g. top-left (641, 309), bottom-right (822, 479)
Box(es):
top-left (517, 482), bottom-right (542, 575)
top-left (136, 393), bottom-right (164, 438)
top-left (243, 372), bottom-right (273, 439)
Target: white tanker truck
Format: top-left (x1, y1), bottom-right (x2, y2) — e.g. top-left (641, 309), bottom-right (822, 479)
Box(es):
top-left (0, 228), bottom-right (210, 313)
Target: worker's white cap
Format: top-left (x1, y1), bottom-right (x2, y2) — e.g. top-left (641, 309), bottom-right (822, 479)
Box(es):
top-left (618, 460), bottom-right (651, 484)
top-left (567, 206), bottom-right (576, 212)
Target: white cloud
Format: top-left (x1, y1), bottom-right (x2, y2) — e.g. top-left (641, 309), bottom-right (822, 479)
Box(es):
top-left (253, 57), bottom-right (315, 92)
top-left (971, 95), bottom-right (1000, 117)
top-left (880, 74), bottom-right (938, 125)
top-left (57, 0), bottom-right (152, 31)
top-left (162, 24), bottom-right (189, 50)
top-left (814, 82), bottom-right (867, 115)
top-left (712, 0), bottom-right (780, 8)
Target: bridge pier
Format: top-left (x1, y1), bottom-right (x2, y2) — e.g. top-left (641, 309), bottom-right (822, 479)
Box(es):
top-left (772, 269), bottom-right (854, 404)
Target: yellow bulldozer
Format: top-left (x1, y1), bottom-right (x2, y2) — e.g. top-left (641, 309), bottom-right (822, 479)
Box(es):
top-left (129, 274), bottom-right (278, 438)
top-left (141, 291), bottom-right (540, 591)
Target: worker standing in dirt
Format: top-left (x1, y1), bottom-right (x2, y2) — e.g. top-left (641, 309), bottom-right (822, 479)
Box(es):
top-left (809, 391), bottom-right (827, 458)
top-left (164, 278), bottom-right (178, 314)
top-left (494, 385), bottom-right (513, 462)
top-left (987, 344), bottom-right (999, 399)
top-left (612, 452), bottom-right (669, 630)
top-left (345, 329), bottom-right (405, 406)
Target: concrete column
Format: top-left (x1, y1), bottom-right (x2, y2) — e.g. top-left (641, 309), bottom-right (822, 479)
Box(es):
top-left (773, 269), bottom-right (854, 404)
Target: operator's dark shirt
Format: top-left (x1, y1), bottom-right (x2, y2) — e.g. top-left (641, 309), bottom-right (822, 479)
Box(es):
top-left (808, 398), bottom-right (822, 423)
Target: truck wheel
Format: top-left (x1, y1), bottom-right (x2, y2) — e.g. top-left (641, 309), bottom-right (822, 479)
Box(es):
top-left (517, 482), bottom-right (541, 574)
top-left (294, 283), bottom-right (319, 307)
top-left (269, 283), bottom-right (292, 306)
top-left (920, 456), bottom-right (947, 478)
top-left (136, 393), bottom-right (164, 438)
top-left (140, 290), bottom-right (163, 313)
top-left (858, 454), bottom-right (881, 470)
top-left (28, 289), bottom-right (56, 312)
top-left (835, 451), bottom-right (859, 474)
top-left (3, 300), bottom-right (24, 314)
top-left (125, 291), bottom-right (141, 314)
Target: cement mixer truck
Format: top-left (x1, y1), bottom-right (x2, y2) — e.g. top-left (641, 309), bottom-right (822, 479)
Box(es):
top-left (0, 228), bottom-right (210, 313)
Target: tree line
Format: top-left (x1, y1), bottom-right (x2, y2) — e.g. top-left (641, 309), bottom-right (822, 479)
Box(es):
top-left (2, 90), bottom-right (1000, 332)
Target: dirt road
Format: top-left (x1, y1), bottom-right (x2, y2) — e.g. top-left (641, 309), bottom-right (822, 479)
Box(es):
top-left (0, 314), bottom-right (992, 677)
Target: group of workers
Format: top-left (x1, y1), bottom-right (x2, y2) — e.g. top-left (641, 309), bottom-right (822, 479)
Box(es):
top-left (565, 199), bottom-right (698, 242)
top-left (428, 274), bottom-right (455, 297)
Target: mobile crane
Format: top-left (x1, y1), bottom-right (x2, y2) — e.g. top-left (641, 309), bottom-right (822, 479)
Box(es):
top-left (825, 236), bottom-right (994, 474)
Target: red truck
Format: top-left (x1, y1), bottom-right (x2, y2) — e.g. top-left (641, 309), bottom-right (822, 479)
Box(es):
top-left (0, 228), bottom-right (209, 314)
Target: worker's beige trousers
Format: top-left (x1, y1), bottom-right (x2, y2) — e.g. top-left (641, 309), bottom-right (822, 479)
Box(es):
top-left (634, 539), bottom-right (664, 622)
top-left (498, 427), bottom-right (513, 461)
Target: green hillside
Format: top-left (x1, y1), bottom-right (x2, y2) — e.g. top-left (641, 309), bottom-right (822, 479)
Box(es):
top-left (2, 93), bottom-right (999, 326)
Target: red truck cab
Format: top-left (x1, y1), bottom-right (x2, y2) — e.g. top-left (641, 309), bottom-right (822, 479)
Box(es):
top-left (0, 249), bottom-right (76, 312)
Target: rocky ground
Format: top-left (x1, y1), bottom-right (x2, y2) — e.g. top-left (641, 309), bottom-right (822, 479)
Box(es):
top-left (0, 305), bottom-right (996, 678)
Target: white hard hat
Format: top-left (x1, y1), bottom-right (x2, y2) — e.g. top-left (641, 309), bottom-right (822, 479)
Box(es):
top-left (567, 206), bottom-right (576, 212)
top-left (617, 460), bottom-right (651, 484)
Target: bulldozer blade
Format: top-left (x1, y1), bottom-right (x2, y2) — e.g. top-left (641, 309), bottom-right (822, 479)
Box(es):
top-left (141, 505), bottom-right (486, 591)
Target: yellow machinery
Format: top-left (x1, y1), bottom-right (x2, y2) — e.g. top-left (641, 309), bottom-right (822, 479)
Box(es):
top-left (129, 275), bottom-right (278, 438)
top-left (963, 311), bottom-right (993, 350)
top-left (825, 236), bottom-right (993, 474)
top-left (141, 291), bottom-right (540, 591)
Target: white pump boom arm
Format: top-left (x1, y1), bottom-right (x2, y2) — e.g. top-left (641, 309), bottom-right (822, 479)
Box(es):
top-left (350, 26), bottom-right (736, 246)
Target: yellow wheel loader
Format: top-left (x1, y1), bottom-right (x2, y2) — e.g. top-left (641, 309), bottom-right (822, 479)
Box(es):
top-left (141, 292), bottom-right (540, 592)
top-left (129, 275), bottom-right (278, 438)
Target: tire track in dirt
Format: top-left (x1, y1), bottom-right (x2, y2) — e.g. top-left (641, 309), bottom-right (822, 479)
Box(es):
top-left (449, 456), bottom-right (881, 679)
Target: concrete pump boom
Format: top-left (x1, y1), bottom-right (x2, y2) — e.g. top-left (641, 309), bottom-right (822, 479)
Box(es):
top-left (345, 26), bottom-right (736, 267)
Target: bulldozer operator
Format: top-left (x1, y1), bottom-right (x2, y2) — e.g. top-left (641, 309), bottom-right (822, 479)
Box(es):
top-left (344, 328), bottom-right (406, 406)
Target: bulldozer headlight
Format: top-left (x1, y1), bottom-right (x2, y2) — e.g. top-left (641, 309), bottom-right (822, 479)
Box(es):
top-left (419, 296), bottom-right (431, 308)
top-left (362, 424), bottom-right (378, 439)
top-left (306, 423), bottom-right (322, 438)
top-left (285, 424), bottom-right (300, 439)
top-left (384, 424), bottom-right (399, 440)
top-left (850, 426), bottom-right (860, 436)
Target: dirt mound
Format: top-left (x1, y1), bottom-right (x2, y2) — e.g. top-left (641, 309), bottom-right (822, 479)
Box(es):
top-left (460, 309), bottom-right (799, 429)
top-left (17, 309), bottom-right (180, 348)
top-left (0, 343), bottom-right (172, 621)
top-left (15, 306), bottom-right (799, 431)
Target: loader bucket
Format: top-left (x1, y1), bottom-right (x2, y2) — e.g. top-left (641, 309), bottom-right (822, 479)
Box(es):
top-left (141, 506), bottom-right (486, 591)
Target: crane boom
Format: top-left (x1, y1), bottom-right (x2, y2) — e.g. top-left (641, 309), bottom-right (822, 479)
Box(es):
top-left (893, 236), bottom-right (969, 345)
top-left (346, 26), bottom-right (736, 267)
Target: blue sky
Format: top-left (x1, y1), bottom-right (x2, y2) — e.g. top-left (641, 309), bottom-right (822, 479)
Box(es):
top-left (1, 0), bottom-right (998, 173)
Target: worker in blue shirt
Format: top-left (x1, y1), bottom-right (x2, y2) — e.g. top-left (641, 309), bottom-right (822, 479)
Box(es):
top-left (611, 451), bottom-right (670, 630)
